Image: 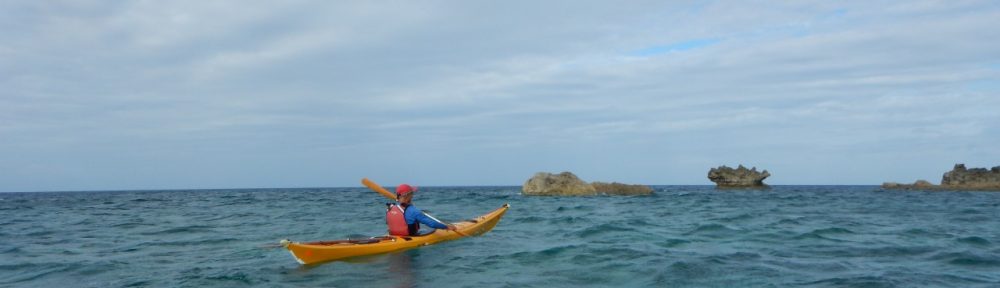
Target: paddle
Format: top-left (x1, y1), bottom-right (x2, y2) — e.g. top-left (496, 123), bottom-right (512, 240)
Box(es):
top-left (361, 178), bottom-right (468, 237)
top-left (362, 178), bottom-right (397, 201)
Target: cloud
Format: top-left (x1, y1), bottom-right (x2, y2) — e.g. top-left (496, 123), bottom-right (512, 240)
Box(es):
top-left (2, 1), bottom-right (999, 191)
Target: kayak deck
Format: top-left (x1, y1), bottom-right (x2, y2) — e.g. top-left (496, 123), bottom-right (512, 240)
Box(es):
top-left (281, 203), bottom-right (509, 265)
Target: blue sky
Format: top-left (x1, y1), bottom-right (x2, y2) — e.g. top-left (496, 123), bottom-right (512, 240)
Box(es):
top-left (2, 1), bottom-right (999, 192)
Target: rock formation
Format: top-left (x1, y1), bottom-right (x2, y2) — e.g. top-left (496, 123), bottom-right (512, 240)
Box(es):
top-left (591, 182), bottom-right (654, 195)
top-left (941, 164), bottom-right (1000, 190)
top-left (522, 172), bottom-right (652, 196)
top-left (882, 164), bottom-right (1000, 191)
top-left (707, 165), bottom-right (770, 188)
top-left (881, 180), bottom-right (935, 190)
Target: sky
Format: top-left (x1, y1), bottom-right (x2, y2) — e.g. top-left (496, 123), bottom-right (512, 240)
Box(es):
top-left (2, 1), bottom-right (999, 192)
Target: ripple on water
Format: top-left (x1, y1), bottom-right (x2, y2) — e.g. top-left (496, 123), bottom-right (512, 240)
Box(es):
top-left (0, 263), bottom-right (80, 286)
top-left (792, 227), bottom-right (855, 242)
top-left (571, 223), bottom-right (636, 238)
top-left (800, 276), bottom-right (899, 288)
top-left (509, 245), bottom-right (584, 265)
top-left (807, 245), bottom-right (938, 258)
top-left (140, 225), bottom-right (216, 236)
top-left (929, 252), bottom-right (1000, 267)
top-left (957, 236), bottom-right (992, 246)
top-left (655, 238), bottom-right (691, 248)
top-left (684, 224), bottom-right (742, 238)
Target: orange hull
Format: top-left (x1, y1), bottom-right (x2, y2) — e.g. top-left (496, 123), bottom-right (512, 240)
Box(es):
top-left (281, 204), bottom-right (509, 265)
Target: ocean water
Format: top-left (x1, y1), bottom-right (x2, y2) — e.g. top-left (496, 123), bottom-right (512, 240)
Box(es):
top-left (1, 186), bottom-right (999, 287)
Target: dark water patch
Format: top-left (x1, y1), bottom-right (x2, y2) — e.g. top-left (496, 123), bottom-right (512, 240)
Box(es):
top-left (622, 218), bottom-right (656, 227)
top-left (706, 252), bottom-right (762, 263)
top-left (951, 215), bottom-right (992, 223)
top-left (959, 208), bottom-right (981, 214)
top-left (203, 213), bottom-right (260, 222)
top-left (131, 198), bottom-right (169, 203)
top-left (514, 216), bottom-right (545, 223)
top-left (792, 230), bottom-right (846, 243)
top-left (0, 263), bottom-right (80, 285)
top-left (555, 205), bottom-right (594, 212)
top-left (140, 225), bottom-right (215, 235)
top-left (930, 252), bottom-right (1000, 267)
top-left (656, 238), bottom-right (691, 248)
top-left (140, 237), bottom-right (239, 247)
top-left (665, 260), bottom-right (714, 279)
top-left (902, 228), bottom-right (954, 239)
top-left (204, 272), bottom-right (258, 285)
top-left (683, 224), bottom-right (741, 237)
top-left (770, 218), bottom-right (802, 226)
top-left (587, 247), bottom-right (654, 261)
top-left (112, 222), bottom-right (156, 229)
top-left (811, 227), bottom-right (855, 235)
top-left (716, 213), bottom-right (754, 222)
top-left (546, 216), bottom-right (585, 224)
top-left (809, 245), bottom-right (937, 258)
top-left (571, 223), bottom-right (636, 238)
top-left (800, 276), bottom-right (898, 288)
top-left (25, 230), bottom-right (56, 237)
top-left (509, 245), bottom-right (584, 265)
top-left (957, 236), bottom-right (991, 246)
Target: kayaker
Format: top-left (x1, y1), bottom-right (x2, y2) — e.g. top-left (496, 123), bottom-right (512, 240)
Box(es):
top-left (386, 184), bottom-right (457, 236)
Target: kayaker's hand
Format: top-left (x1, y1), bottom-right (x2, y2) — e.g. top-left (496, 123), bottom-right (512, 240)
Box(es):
top-left (446, 224), bottom-right (458, 231)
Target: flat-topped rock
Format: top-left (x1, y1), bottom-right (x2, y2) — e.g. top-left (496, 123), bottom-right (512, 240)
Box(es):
top-left (882, 164), bottom-right (1000, 191)
top-left (591, 182), bottom-right (653, 195)
top-left (881, 180), bottom-right (935, 190)
top-left (522, 172), bottom-right (652, 196)
top-left (707, 165), bottom-right (770, 188)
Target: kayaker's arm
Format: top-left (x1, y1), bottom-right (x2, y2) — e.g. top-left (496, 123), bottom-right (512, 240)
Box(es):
top-left (413, 210), bottom-right (449, 229)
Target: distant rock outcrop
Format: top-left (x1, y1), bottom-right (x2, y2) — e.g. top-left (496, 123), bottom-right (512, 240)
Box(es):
top-left (882, 164), bottom-right (1000, 191)
top-left (881, 180), bottom-right (935, 190)
top-left (522, 172), bottom-right (652, 196)
top-left (941, 164), bottom-right (1000, 190)
top-left (591, 181), bottom-right (654, 195)
top-left (707, 165), bottom-right (770, 188)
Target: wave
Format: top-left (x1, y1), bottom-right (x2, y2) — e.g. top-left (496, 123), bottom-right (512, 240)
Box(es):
top-left (956, 236), bottom-right (991, 246)
top-left (799, 276), bottom-right (899, 287)
top-left (508, 245), bottom-right (584, 264)
top-left (140, 225), bottom-right (215, 236)
top-left (571, 223), bottom-right (637, 238)
top-left (513, 216), bottom-right (545, 223)
top-left (656, 238), bottom-right (691, 248)
top-left (140, 237), bottom-right (240, 247)
top-left (0, 263), bottom-right (79, 285)
top-left (930, 252), bottom-right (1000, 267)
top-left (792, 227), bottom-right (855, 242)
top-left (684, 224), bottom-right (742, 237)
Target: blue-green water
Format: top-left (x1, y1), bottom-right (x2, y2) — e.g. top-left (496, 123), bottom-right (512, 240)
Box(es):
top-left (2, 186), bottom-right (999, 287)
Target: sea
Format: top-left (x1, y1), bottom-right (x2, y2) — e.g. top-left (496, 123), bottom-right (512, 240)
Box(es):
top-left (1, 186), bottom-right (998, 287)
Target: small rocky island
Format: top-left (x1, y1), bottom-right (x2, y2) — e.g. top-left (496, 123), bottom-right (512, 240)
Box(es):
top-left (883, 164), bottom-right (1000, 191)
top-left (707, 165), bottom-right (770, 188)
top-left (522, 172), bottom-right (653, 196)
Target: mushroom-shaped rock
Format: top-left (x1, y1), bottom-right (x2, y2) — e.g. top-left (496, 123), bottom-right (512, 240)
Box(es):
top-left (707, 165), bottom-right (770, 188)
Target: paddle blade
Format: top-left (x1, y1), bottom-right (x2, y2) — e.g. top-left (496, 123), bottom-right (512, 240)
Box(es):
top-left (362, 178), bottom-right (397, 200)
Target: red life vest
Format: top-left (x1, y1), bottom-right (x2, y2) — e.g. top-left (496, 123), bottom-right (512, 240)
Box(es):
top-left (386, 204), bottom-right (408, 236)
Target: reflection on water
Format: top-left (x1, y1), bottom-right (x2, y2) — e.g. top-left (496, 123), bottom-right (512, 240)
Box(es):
top-left (388, 252), bottom-right (415, 288)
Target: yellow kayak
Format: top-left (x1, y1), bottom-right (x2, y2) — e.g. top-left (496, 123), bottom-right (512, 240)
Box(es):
top-left (281, 203), bottom-right (509, 265)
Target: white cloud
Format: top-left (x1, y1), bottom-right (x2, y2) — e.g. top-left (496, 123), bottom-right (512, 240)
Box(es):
top-left (2, 1), bottom-right (999, 191)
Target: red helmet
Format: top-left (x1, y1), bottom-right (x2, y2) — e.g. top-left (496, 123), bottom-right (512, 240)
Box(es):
top-left (396, 184), bottom-right (417, 196)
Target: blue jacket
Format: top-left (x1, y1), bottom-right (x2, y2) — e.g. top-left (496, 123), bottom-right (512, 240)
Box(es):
top-left (403, 204), bottom-right (448, 230)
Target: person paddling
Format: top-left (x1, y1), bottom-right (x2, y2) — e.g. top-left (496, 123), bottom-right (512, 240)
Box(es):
top-left (386, 184), bottom-right (457, 236)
